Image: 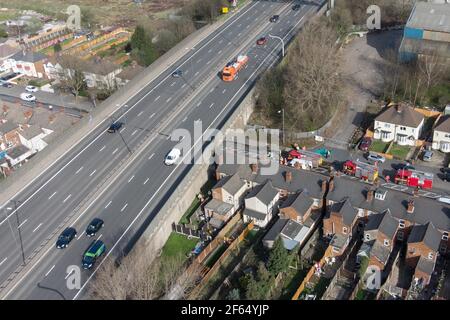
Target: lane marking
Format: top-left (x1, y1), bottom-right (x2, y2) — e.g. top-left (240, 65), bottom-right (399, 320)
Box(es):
top-left (209, 103), bottom-right (215, 109)
top-left (18, 219), bottom-right (27, 229)
top-left (131, 129), bottom-right (138, 136)
top-left (206, 60), bottom-right (211, 65)
top-left (105, 201), bottom-right (112, 209)
top-left (128, 175), bottom-right (135, 183)
top-left (75, 167), bottom-right (83, 175)
top-left (119, 127), bottom-right (125, 133)
top-left (182, 117), bottom-right (188, 122)
top-left (181, 83), bottom-right (186, 89)
top-left (0, 257), bottom-right (7, 267)
top-left (154, 95), bottom-right (160, 102)
top-left (97, 234), bottom-right (103, 240)
top-left (148, 153), bottom-right (154, 160)
top-left (77, 233), bottom-right (83, 241)
top-left (166, 97), bottom-right (172, 103)
top-left (48, 192), bottom-right (57, 200)
top-left (32, 223), bottom-right (43, 233)
top-left (143, 178), bottom-right (149, 185)
top-left (222, 89), bottom-right (226, 94)
top-left (99, 145), bottom-right (106, 152)
top-left (112, 148), bottom-right (118, 155)
top-left (120, 203), bottom-right (128, 212)
top-left (137, 111), bottom-right (143, 117)
top-left (170, 82), bottom-right (176, 87)
top-left (218, 50), bottom-right (222, 54)
top-left (150, 113), bottom-right (155, 119)
top-left (65, 267), bottom-right (75, 279)
top-left (63, 194), bottom-right (72, 203)
top-left (89, 169), bottom-right (96, 177)
top-left (194, 71), bottom-right (199, 76)
top-left (196, 101), bottom-right (202, 107)
top-left (44, 265), bottom-right (55, 277)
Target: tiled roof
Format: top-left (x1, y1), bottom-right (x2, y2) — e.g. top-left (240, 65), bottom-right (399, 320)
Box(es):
top-left (280, 190), bottom-right (314, 217)
top-left (375, 104), bottom-right (424, 128)
top-left (408, 222), bottom-right (442, 252)
top-left (434, 115), bottom-right (450, 133)
top-left (246, 180), bottom-right (278, 206)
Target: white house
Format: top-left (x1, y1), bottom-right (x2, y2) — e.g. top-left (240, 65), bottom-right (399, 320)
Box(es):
top-left (5, 144), bottom-right (35, 167)
top-left (432, 115), bottom-right (450, 153)
top-left (0, 43), bottom-right (20, 73)
top-left (243, 180), bottom-right (279, 228)
top-left (373, 104), bottom-right (424, 146)
top-left (8, 51), bottom-right (48, 79)
top-left (17, 125), bottom-right (53, 152)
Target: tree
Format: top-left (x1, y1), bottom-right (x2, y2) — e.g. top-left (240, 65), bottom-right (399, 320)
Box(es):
top-left (0, 26), bottom-right (7, 38)
top-left (130, 25), bottom-right (147, 51)
top-left (53, 42), bottom-right (62, 52)
top-left (57, 55), bottom-right (87, 101)
top-left (226, 288), bottom-right (241, 300)
top-left (267, 238), bottom-right (290, 275)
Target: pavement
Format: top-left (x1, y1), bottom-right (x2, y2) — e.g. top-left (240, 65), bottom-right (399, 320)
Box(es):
top-left (0, 0), bottom-right (326, 300)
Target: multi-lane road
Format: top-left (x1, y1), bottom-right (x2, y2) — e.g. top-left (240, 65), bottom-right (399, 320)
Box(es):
top-left (0, 0), bottom-right (325, 299)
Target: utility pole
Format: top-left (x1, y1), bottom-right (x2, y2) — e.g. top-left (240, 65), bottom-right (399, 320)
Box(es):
top-left (268, 34), bottom-right (285, 58)
top-left (278, 109), bottom-right (285, 146)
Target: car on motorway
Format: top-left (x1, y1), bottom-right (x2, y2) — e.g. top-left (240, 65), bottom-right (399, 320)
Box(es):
top-left (86, 218), bottom-right (104, 237)
top-left (20, 93), bottom-right (36, 102)
top-left (172, 70), bottom-right (183, 78)
top-left (107, 121), bottom-right (123, 133)
top-left (422, 150), bottom-right (433, 162)
top-left (292, 4), bottom-right (301, 10)
top-left (359, 137), bottom-right (372, 152)
top-left (256, 37), bottom-right (267, 45)
top-left (25, 85), bottom-right (38, 92)
top-left (82, 240), bottom-right (106, 269)
top-left (366, 152), bottom-right (385, 164)
top-left (269, 15), bottom-right (279, 23)
top-left (165, 148), bottom-right (181, 165)
top-left (56, 227), bottom-right (77, 249)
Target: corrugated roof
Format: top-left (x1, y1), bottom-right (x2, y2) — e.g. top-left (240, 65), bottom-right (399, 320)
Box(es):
top-left (406, 2), bottom-right (450, 33)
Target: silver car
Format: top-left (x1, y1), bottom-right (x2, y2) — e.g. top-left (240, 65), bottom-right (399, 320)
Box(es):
top-left (366, 152), bottom-right (385, 164)
top-left (422, 150), bottom-right (433, 162)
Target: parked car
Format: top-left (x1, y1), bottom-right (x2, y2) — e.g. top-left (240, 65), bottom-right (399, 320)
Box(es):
top-left (269, 15), bottom-right (279, 23)
top-left (366, 152), bottom-right (385, 164)
top-left (256, 37), bottom-right (267, 45)
top-left (164, 148), bottom-right (181, 165)
top-left (442, 171), bottom-right (450, 182)
top-left (56, 227), bottom-right (77, 249)
top-left (172, 70), bottom-right (183, 78)
top-left (2, 82), bottom-right (12, 88)
top-left (82, 240), bottom-right (106, 269)
top-left (397, 163), bottom-right (415, 171)
top-left (107, 121), bottom-right (123, 133)
top-left (422, 150), bottom-right (433, 162)
top-left (86, 218), bottom-right (104, 237)
top-left (292, 4), bottom-right (301, 10)
top-left (359, 137), bottom-right (372, 152)
top-left (25, 85), bottom-right (38, 92)
top-left (20, 93), bottom-right (36, 102)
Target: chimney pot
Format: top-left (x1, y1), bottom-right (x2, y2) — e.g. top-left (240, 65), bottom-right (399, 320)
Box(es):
top-left (413, 187), bottom-right (419, 197)
top-left (367, 189), bottom-right (374, 202)
top-left (407, 199), bottom-right (415, 213)
top-left (250, 163), bottom-right (258, 174)
top-left (285, 171), bottom-right (292, 183)
top-left (322, 180), bottom-right (327, 192)
top-left (329, 179), bottom-right (335, 192)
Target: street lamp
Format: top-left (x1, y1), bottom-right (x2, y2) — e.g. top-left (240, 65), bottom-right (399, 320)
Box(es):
top-left (7, 200), bottom-right (26, 266)
top-left (268, 34), bottom-right (285, 58)
top-left (278, 109), bottom-right (285, 146)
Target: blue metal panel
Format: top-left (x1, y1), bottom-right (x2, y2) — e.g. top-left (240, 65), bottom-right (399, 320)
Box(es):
top-left (404, 27), bottom-right (423, 40)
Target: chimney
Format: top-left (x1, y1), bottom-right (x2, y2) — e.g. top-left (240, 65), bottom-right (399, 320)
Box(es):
top-left (367, 189), bottom-right (374, 202)
top-left (250, 163), bottom-right (258, 174)
top-left (285, 171), bottom-right (292, 183)
top-left (329, 179), bottom-right (335, 192)
top-left (322, 180), bottom-right (327, 193)
top-left (294, 161), bottom-right (300, 169)
top-left (407, 199), bottom-right (415, 214)
top-left (413, 187), bottom-right (419, 197)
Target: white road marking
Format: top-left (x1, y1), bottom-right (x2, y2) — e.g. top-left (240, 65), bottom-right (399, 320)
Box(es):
top-left (32, 223), bottom-right (42, 233)
top-left (206, 60), bottom-right (211, 65)
top-left (170, 81), bottom-right (176, 87)
top-left (105, 201), bottom-right (112, 209)
top-left (210, 87), bottom-right (214, 93)
top-left (0, 257), bottom-right (7, 267)
top-left (131, 129), bottom-right (138, 136)
top-left (154, 95), bottom-right (160, 102)
top-left (238, 33), bottom-right (242, 37)
top-left (150, 113), bottom-right (155, 119)
top-left (119, 127), bottom-right (125, 133)
top-left (209, 103), bottom-right (215, 109)
top-left (65, 267), bottom-right (75, 279)
top-left (143, 178), bottom-right (149, 185)
top-left (77, 233), bottom-right (83, 241)
top-left (97, 234), bottom-right (103, 240)
top-left (137, 111), bottom-right (143, 117)
top-left (287, 20), bottom-right (290, 24)
top-left (48, 192), bottom-right (57, 200)
top-left (218, 39), bottom-right (223, 44)
top-left (112, 148), bottom-right (118, 155)
top-left (246, 25), bottom-right (249, 29)
top-left (63, 194), bottom-right (72, 203)
top-left (89, 169), bottom-right (96, 177)
top-left (196, 101), bottom-right (202, 107)
top-left (18, 219), bottom-right (27, 229)
top-left (196, 59), bottom-right (202, 64)
top-left (181, 83), bottom-right (186, 89)
top-left (99, 145), bottom-right (106, 152)
top-left (128, 175), bottom-right (134, 183)
top-left (148, 153), bottom-right (154, 160)
top-left (75, 166), bottom-right (83, 174)
top-left (45, 265), bottom-right (55, 277)
top-left (222, 89), bottom-right (226, 94)
top-left (195, 71), bottom-right (199, 76)
top-left (208, 49), bottom-right (212, 53)
top-left (255, 54), bottom-right (258, 58)
top-left (182, 117), bottom-right (188, 122)
top-left (269, 27), bottom-right (273, 31)
top-left (120, 203), bottom-right (128, 212)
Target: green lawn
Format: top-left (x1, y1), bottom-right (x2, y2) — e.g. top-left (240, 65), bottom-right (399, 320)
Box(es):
top-left (388, 144), bottom-right (410, 160)
top-left (179, 197), bottom-right (201, 224)
top-left (161, 232), bottom-right (198, 259)
top-left (370, 140), bottom-right (390, 153)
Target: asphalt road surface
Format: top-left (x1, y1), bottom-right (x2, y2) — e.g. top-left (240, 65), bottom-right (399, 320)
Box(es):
top-left (0, 0), bottom-right (325, 299)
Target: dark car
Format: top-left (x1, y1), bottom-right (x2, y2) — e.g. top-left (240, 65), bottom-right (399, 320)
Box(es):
top-left (359, 137), bottom-right (372, 151)
top-left (256, 36), bottom-right (267, 45)
top-left (397, 163), bottom-right (415, 171)
top-left (86, 218), bottom-right (104, 237)
top-left (56, 227), bottom-right (77, 249)
top-left (292, 4), bottom-right (301, 10)
top-left (443, 172), bottom-right (450, 182)
top-left (172, 70), bottom-right (183, 78)
top-left (269, 15), bottom-right (279, 23)
top-left (82, 240), bottom-right (106, 269)
top-left (107, 121), bottom-right (123, 133)
top-left (1, 81), bottom-right (12, 88)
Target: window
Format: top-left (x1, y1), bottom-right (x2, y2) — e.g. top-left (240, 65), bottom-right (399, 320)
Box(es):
top-left (400, 126), bottom-right (406, 131)
top-left (428, 252), bottom-right (434, 260)
top-left (440, 243), bottom-right (447, 254)
top-left (383, 239), bottom-right (390, 247)
top-left (397, 231), bottom-right (404, 241)
top-left (365, 234), bottom-right (370, 241)
top-left (443, 232), bottom-right (449, 241)
top-left (332, 247), bottom-right (340, 253)
top-left (342, 227), bottom-right (348, 235)
top-left (384, 123), bottom-right (390, 128)
top-left (399, 220), bottom-right (405, 228)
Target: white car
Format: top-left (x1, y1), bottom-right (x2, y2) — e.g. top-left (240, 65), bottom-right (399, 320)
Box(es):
top-left (20, 93), bottom-right (36, 102)
top-left (164, 148), bottom-right (181, 165)
top-left (25, 85), bottom-right (38, 92)
top-left (366, 152), bottom-right (385, 164)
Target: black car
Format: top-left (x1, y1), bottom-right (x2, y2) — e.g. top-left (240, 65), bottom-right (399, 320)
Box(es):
top-left (269, 15), bottom-right (279, 23)
top-left (172, 70), bottom-right (183, 78)
top-left (1, 82), bottom-right (12, 88)
top-left (292, 4), bottom-right (301, 10)
top-left (397, 163), bottom-right (415, 171)
top-left (443, 171), bottom-right (450, 182)
top-left (107, 121), bottom-right (123, 133)
top-left (56, 227), bottom-right (77, 249)
top-left (86, 218), bottom-right (104, 237)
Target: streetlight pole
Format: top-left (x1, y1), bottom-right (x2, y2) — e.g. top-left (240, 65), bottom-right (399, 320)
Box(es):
top-left (268, 34), bottom-right (285, 58)
top-left (8, 200), bottom-right (26, 266)
top-left (278, 109), bottom-right (285, 146)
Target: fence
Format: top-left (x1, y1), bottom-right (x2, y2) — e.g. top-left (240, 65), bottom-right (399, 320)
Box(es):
top-left (172, 222), bottom-right (200, 238)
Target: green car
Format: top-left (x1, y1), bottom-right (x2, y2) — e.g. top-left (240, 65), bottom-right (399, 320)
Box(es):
top-left (82, 240), bottom-right (106, 270)
top-left (315, 148), bottom-right (331, 158)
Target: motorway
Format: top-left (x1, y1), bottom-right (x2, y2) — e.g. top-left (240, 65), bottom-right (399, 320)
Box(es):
top-left (0, 0), bottom-right (325, 299)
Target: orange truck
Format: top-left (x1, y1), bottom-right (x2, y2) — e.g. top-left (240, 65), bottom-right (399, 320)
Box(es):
top-left (222, 55), bottom-right (248, 81)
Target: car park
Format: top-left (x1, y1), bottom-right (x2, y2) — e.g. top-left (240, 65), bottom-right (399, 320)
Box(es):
top-left (86, 218), bottom-right (104, 237)
top-left (82, 240), bottom-right (106, 269)
top-left (20, 93), bottom-right (36, 102)
top-left (107, 121), bottom-right (123, 133)
top-left (366, 152), bottom-right (385, 164)
top-left (25, 85), bottom-right (38, 92)
top-left (56, 227), bottom-right (77, 249)
top-left (422, 150), bottom-right (433, 162)
top-left (269, 15), bottom-right (279, 23)
top-left (256, 37), bottom-right (267, 45)
top-left (164, 148), bottom-right (181, 165)
top-left (359, 137), bottom-right (372, 152)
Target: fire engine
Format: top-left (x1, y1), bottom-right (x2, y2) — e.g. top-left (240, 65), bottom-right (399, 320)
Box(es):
top-left (343, 160), bottom-right (378, 183)
top-left (394, 169), bottom-right (433, 189)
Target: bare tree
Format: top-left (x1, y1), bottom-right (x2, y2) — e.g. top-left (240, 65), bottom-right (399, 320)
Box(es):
top-left (56, 55), bottom-right (87, 102)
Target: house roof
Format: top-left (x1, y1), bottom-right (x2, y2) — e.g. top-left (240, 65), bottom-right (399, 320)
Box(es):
top-left (209, 217), bottom-right (225, 229)
top-left (204, 198), bottom-right (233, 216)
top-left (82, 58), bottom-right (121, 75)
top-left (19, 125), bottom-right (43, 140)
top-left (408, 222), bottom-right (442, 252)
top-left (116, 64), bottom-right (144, 80)
top-left (406, 2), bottom-right (450, 34)
top-left (6, 144), bottom-right (31, 159)
top-left (365, 212), bottom-right (386, 232)
top-left (0, 121), bottom-right (19, 135)
top-left (246, 180), bottom-right (278, 206)
top-left (331, 198), bottom-right (358, 226)
top-left (330, 233), bottom-right (348, 250)
top-left (280, 190), bottom-right (314, 217)
top-left (434, 115), bottom-right (450, 133)
top-left (281, 220), bottom-right (304, 240)
top-left (378, 210), bottom-right (398, 240)
top-left (11, 50), bottom-right (47, 63)
top-left (370, 240), bottom-right (391, 265)
top-left (0, 43), bottom-right (20, 59)
top-left (213, 173), bottom-right (246, 196)
top-left (243, 208), bottom-right (267, 221)
top-left (416, 255), bottom-right (435, 276)
top-left (263, 218), bottom-right (289, 242)
top-left (375, 104), bottom-right (424, 128)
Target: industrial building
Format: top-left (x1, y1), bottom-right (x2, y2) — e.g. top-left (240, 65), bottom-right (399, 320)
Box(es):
top-left (399, 1), bottom-right (450, 62)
